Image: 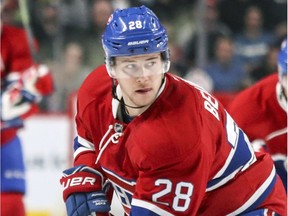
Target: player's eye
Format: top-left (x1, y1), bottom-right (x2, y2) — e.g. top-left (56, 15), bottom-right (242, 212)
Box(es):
top-left (125, 64), bottom-right (136, 70)
top-left (122, 63), bottom-right (139, 75)
top-left (146, 61), bottom-right (155, 68)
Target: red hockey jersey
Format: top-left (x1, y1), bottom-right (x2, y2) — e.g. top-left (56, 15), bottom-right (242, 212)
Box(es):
top-left (73, 65), bottom-right (286, 215)
top-left (228, 74), bottom-right (287, 190)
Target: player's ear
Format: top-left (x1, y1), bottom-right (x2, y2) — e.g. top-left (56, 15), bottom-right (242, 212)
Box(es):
top-left (161, 49), bottom-right (170, 73)
top-left (109, 67), bottom-right (117, 78)
top-left (163, 60), bottom-right (170, 73)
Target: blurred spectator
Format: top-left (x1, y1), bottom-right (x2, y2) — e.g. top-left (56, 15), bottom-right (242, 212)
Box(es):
top-left (83, 0), bottom-right (114, 69)
top-left (202, 36), bottom-right (246, 92)
top-left (46, 42), bottom-right (91, 112)
top-left (233, 6), bottom-right (276, 79)
top-left (112, 0), bottom-right (130, 9)
top-left (58, 0), bottom-right (90, 44)
top-left (184, 2), bottom-right (231, 68)
top-left (128, 0), bottom-right (196, 23)
top-left (168, 42), bottom-right (189, 77)
top-left (275, 22), bottom-right (288, 44)
top-left (250, 45), bottom-right (280, 83)
top-left (218, 0), bottom-right (287, 35)
top-left (184, 68), bottom-right (214, 92)
top-left (0, 0), bottom-right (19, 25)
top-left (31, 2), bottom-right (61, 61)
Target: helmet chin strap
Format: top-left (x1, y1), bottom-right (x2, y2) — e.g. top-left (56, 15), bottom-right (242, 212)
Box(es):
top-left (280, 85), bottom-right (287, 102)
top-left (111, 74), bottom-right (166, 110)
top-left (276, 82), bottom-right (287, 112)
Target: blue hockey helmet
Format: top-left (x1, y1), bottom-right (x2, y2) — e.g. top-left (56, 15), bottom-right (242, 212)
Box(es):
top-left (278, 38), bottom-right (287, 78)
top-left (102, 5), bottom-right (170, 73)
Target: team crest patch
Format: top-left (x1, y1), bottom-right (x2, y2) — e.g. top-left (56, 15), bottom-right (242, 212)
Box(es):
top-left (114, 123), bottom-right (123, 133)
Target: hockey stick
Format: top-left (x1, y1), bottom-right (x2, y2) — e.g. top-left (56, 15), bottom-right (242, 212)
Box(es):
top-left (18, 0), bottom-right (38, 61)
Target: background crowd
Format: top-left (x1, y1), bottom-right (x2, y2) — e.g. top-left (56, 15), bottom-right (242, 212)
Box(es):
top-left (3, 0), bottom-right (287, 112)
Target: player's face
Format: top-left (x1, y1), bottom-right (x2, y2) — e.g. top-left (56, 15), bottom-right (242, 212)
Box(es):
top-left (113, 53), bottom-right (164, 112)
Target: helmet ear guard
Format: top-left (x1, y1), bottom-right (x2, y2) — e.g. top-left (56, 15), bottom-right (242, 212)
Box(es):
top-left (105, 56), bottom-right (116, 78)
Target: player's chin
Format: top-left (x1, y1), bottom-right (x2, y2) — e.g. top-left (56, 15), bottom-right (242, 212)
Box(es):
top-left (133, 97), bottom-right (154, 107)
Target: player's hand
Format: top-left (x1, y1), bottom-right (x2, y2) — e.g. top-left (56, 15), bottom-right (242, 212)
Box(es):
top-left (66, 191), bottom-right (111, 216)
top-left (21, 64), bottom-right (54, 102)
top-left (1, 81), bottom-right (37, 121)
top-left (60, 165), bottom-right (111, 216)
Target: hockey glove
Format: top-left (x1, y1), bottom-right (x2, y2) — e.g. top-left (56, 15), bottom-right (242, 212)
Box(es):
top-left (60, 165), bottom-right (111, 216)
top-left (20, 64), bottom-right (54, 102)
top-left (1, 64), bottom-right (54, 127)
top-left (5, 64), bottom-right (54, 102)
top-left (1, 81), bottom-right (38, 123)
top-left (66, 191), bottom-right (111, 216)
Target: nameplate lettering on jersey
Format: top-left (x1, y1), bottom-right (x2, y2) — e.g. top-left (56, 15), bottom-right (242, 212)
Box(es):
top-left (194, 85), bottom-right (220, 121)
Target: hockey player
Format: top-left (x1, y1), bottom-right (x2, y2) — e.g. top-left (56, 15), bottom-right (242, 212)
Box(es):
top-left (228, 39), bottom-right (288, 192)
top-left (1, 3), bottom-right (54, 215)
top-left (60, 6), bottom-right (287, 216)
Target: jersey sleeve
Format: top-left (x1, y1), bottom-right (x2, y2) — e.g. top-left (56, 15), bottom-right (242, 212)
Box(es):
top-left (72, 65), bottom-right (111, 181)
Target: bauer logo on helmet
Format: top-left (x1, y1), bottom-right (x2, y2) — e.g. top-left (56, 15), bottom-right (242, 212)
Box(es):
top-left (127, 40), bottom-right (149, 46)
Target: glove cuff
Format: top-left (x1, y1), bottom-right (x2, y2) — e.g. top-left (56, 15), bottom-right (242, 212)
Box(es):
top-left (61, 171), bottom-right (103, 201)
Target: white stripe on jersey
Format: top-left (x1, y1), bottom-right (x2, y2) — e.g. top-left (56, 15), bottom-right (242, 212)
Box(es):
top-left (206, 167), bottom-right (242, 192)
top-left (102, 166), bottom-right (136, 187)
top-left (73, 135), bottom-right (95, 158)
top-left (227, 166), bottom-right (276, 216)
top-left (131, 198), bottom-right (174, 216)
top-left (207, 112), bottom-right (256, 191)
top-left (271, 154), bottom-right (287, 161)
top-left (78, 135), bottom-right (95, 149)
top-left (266, 127), bottom-right (287, 141)
top-left (212, 112), bottom-right (240, 179)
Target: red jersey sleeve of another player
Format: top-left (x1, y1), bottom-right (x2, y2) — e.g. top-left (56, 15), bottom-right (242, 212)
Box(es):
top-left (227, 74), bottom-right (278, 141)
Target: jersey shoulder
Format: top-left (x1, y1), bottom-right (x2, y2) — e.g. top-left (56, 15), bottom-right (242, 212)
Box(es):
top-left (77, 64), bottom-right (111, 115)
top-left (228, 74), bottom-right (278, 113)
top-left (134, 75), bottom-right (224, 163)
top-left (227, 74), bottom-right (279, 133)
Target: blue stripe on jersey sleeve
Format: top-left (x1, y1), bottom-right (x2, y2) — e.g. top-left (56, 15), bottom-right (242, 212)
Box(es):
top-left (241, 173), bottom-right (277, 215)
top-left (207, 129), bottom-right (254, 189)
top-left (274, 159), bottom-right (287, 191)
top-left (130, 206), bottom-right (161, 216)
top-left (225, 129), bottom-right (253, 174)
top-left (73, 136), bottom-right (81, 151)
